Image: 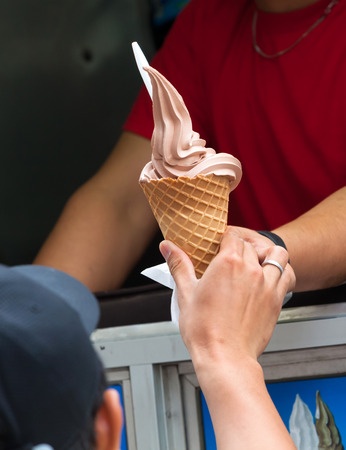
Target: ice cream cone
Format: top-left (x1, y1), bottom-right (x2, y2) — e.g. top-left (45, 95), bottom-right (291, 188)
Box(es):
top-left (140, 173), bottom-right (231, 278)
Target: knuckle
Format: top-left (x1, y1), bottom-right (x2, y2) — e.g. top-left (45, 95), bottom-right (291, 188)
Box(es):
top-left (269, 245), bottom-right (289, 264)
top-left (221, 251), bottom-right (242, 268)
top-left (277, 245), bottom-right (289, 259)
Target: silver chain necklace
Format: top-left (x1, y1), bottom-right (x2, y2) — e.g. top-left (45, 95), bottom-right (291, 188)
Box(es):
top-left (252, 0), bottom-right (340, 59)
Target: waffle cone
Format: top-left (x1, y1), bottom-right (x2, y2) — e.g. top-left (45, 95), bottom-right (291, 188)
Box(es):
top-left (140, 173), bottom-right (231, 278)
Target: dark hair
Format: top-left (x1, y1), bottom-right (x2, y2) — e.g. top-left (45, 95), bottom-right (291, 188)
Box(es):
top-left (1, 364), bottom-right (108, 450)
top-left (68, 368), bottom-right (108, 450)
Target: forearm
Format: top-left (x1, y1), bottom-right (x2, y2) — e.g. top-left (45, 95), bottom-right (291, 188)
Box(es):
top-left (34, 132), bottom-right (156, 292)
top-left (34, 181), bottom-right (157, 292)
top-left (194, 353), bottom-right (296, 450)
top-left (273, 187), bottom-right (346, 291)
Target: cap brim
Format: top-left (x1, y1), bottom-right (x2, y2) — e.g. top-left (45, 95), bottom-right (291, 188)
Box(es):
top-left (12, 265), bottom-right (100, 334)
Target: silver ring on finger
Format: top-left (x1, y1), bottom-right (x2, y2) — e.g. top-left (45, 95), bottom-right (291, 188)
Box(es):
top-left (262, 259), bottom-right (284, 276)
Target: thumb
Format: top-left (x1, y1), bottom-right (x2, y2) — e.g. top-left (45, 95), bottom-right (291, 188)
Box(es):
top-left (159, 240), bottom-right (196, 289)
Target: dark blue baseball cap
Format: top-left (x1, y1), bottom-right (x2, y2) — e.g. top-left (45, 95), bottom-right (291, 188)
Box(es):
top-left (0, 264), bottom-right (102, 449)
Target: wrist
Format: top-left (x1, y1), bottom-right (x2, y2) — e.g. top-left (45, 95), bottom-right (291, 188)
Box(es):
top-left (195, 352), bottom-right (265, 402)
top-left (191, 345), bottom-right (263, 382)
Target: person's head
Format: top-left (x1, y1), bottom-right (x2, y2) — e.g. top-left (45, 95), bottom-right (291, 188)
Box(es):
top-left (0, 264), bottom-right (123, 450)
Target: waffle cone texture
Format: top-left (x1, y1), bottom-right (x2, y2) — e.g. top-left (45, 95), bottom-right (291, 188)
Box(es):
top-left (140, 173), bottom-right (231, 278)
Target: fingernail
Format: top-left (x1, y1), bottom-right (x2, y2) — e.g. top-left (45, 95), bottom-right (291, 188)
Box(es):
top-left (159, 241), bottom-right (171, 260)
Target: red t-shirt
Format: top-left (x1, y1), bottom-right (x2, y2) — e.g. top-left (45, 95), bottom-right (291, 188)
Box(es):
top-left (124, 0), bottom-right (346, 230)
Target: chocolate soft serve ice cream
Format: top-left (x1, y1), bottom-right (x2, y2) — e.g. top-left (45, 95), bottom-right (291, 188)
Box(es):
top-left (139, 66), bottom-right (242, 277)
top-left (139, 66), bottom-right (242, 182)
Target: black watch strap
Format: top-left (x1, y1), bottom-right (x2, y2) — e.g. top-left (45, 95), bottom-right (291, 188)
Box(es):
top-left (257, 230), bottom-right (287, 250)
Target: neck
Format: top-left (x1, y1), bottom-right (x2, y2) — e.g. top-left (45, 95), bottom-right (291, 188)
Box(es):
top-left (255, 0), bottom-right (319, 13)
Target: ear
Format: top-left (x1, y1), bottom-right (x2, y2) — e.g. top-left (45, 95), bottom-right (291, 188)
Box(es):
top-left (95, 388), bottom-right (123, 450)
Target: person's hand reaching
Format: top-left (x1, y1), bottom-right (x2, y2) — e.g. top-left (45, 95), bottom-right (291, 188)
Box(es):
top-left (159, 229), bottom-right (297, 450)
top-left (159, 229), bottom-right (295, 362)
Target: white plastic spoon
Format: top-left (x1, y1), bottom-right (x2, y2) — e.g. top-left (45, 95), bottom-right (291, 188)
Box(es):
top-left (132, 41), bottom-right (153, 99)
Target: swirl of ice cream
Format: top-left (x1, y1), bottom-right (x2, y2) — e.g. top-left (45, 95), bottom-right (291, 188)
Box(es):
top-left (139, 66), bottom-right (242, 191)
top-left (315, 391), bottom-right (343, 450)
top-left (289, 394), bottom-right (319, 449)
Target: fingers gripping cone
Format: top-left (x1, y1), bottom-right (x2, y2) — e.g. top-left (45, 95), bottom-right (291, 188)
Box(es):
top-left (140, 173), bottom-right (231, 278)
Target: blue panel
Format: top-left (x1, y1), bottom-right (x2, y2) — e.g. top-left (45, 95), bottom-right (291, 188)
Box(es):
top-left (110, 384), bottom-right (128, 450)
top-left (199, 375), bottom-right (346, 448)
top-left (266, 375), bottom-right (346, 440)
top-left (200, 390), bottom-right (216, 450)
